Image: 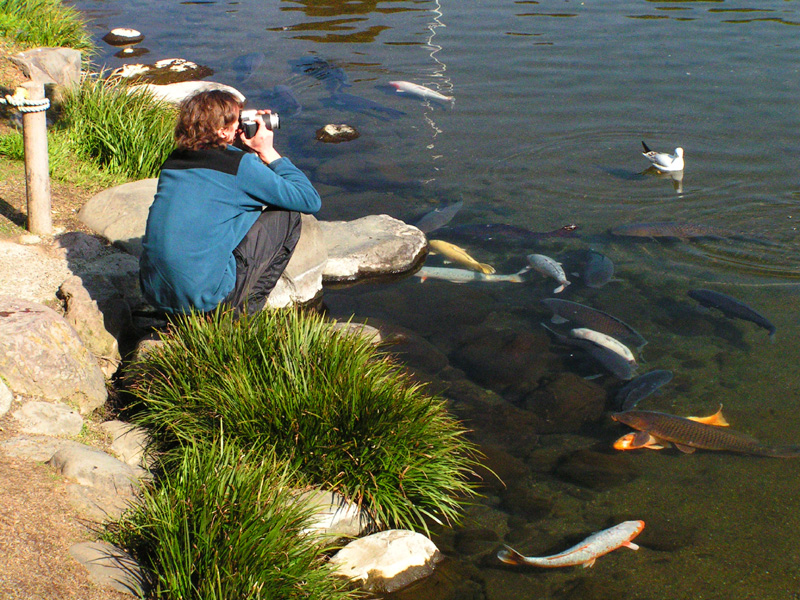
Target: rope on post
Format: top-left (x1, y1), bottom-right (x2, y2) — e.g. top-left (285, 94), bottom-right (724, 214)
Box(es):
top-left (0, 94), bottom-right (51, 113)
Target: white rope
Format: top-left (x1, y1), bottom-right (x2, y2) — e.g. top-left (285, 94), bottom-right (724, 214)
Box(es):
top-left (0, 95), bottom-right (50, 113)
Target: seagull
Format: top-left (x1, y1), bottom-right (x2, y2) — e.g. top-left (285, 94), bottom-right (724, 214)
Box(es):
top-left (641, 141), bottom-right (684, 172)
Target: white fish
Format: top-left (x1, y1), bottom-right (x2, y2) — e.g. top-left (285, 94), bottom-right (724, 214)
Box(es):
top-left (389, 80), bottom-right (454, 104)
top-left (498, 520), bottom-right (645, 569)
top-left (526, 253), bottom-right (570, 293)
top-left (641, 141), bottom-right (684, 172)
top-left (415, 265), bottom-right (528, 284)
top-left (570, 327), bottom-right (637, 365)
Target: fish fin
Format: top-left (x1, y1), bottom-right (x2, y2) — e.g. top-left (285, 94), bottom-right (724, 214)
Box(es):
top-left (551, 315), bottom-right (569, 324)
top-left (624, 541), bottom-right (640, 551)
top-left (674, 443), bottom-right (696, 454)
top-left (497, 545), bottom-right (527, 566)
top-left (688, 405), bottom-right (729, 427)
top-left (553, 284), bottom-right (565, 294)
top-left (478, 262), bottom-right (496, 274)
top-left (582, 558), bottom-right (596, 568)
top-left (419, 275), bottom-right (428, 283)
top-left (631, 431), bottom-right (653, 447)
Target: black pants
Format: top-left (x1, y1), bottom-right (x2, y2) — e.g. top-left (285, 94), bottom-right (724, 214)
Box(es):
top-left (223, 208), bottom-right (302, 315)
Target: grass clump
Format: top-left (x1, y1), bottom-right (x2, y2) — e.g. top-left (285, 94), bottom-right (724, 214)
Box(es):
top-left (58, 76), bottom-right (177, 179)
top-left (0, 0), bottom-right (94, 52)
top-left (108, 439), bottom-right (354, 600)
top-left (127, 308), bottom-right (480, 532)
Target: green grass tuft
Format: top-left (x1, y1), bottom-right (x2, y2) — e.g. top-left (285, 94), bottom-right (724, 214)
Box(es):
top-left (107, 439), bottom-right (354, 600)
top-left (0, 0), bottom-right (94, 52)
top-left (58, 76), bottom-right (177, 180)
top-left (127, 308), bottom-right (480, 533)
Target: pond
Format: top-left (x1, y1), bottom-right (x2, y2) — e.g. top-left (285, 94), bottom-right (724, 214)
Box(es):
top-left (72, 0), bottom-right (800, 598)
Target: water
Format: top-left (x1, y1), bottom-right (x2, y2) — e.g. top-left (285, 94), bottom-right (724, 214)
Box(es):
top-left (73, 0), bottom-right (800, 597)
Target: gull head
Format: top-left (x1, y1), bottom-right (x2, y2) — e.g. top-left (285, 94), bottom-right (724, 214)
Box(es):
top-left (674, 147), bottom-right (684, 158)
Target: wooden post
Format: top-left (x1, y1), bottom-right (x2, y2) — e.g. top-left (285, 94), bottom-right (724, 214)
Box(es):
top-left (21, 81), bottom-right (52, 236)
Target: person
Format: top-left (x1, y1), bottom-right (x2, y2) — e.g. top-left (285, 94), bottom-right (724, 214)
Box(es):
top-left (139, 90), bottom-right (321, 316)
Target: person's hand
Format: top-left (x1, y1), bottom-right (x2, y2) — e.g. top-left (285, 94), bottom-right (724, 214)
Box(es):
top-left (239, 110), bottom-right (281, 164)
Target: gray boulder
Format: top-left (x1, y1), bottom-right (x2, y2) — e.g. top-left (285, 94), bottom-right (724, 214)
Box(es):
top-left (267, 213), bottom-right (327, 308)
top-left (58, 275), bottom-right (122, 378)
top-left (99, 420), bottom-right (151, 468)
top-left (0, 434), bottom-right (88, 463)
top-left (47, 444), bottom-right (143, 494)
top-left (12, 400), bottom-right (83, 437)
top-left (0, 298), bottom-right (107, 414)
top-left (78, 178), bottom-right (157, 257)
top-left (330, 529), bottom-right (442, 593)
top-left (320, 215), bottom-right (427, 283)
top-left (293, 489), bottom-right (370, 538)
top-left (10, 47), bottom-right (81, 92)
top-left (130, 81), bottom-right (245, 105)
top-left (69, 541), bottom-right (149, 597)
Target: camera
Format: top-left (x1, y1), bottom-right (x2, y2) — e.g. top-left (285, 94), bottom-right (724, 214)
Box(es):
top-left (239, 109), bottom-right (280, 138)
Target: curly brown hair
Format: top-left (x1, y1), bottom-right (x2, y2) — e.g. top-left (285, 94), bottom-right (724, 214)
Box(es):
top-left (174, 90), bottom-right (243, 151)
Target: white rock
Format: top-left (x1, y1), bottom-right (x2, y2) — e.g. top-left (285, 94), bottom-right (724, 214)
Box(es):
top-left (329, 529), bottom-right (442, 593)
top-left (12, 401), bottom-right (84, 437)
top-left (130, 81), bottom-right (245, 105)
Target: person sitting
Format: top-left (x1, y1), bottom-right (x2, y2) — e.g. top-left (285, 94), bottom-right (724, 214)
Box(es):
top-left (139, 89), bottom-right (321, 316)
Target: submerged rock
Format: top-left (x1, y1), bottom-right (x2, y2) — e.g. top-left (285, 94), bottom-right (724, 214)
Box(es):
top-left (553, 449), bottom-right (638, 491)
top-left (316, 123), bottom-right (360, 143)
top-left (110, 58), bottom-right (213, 85)
top-left (102, 28), bottom-right (145, 46)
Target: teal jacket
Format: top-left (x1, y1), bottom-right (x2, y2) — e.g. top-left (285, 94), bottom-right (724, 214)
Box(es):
top-left (139, 146), bottom-right (320, 314)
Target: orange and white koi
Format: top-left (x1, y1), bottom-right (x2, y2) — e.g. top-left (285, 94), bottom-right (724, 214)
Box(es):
top-left (614, 406), bottom-right (729, 451)
top-left (497, 520), bottom-right (645, 569)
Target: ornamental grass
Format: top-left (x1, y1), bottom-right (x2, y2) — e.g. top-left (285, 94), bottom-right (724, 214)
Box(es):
top-left (0, 0), bottom-right (93, 52)
top-left (107, 439), bottom-right (354, 600)
top-left (58, 76), bottom-right (177, 179)
top-left (127, 308), bottom-right (480, 532)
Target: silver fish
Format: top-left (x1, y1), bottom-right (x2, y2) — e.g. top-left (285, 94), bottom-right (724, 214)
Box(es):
top-left (616, 370), bottom-right (674, 412)
top-left (415, 265), bottom-right (528, 284)
top-left (582, 249), bottom-right (614, 288)
top-left (541, 298), bottom-right (646, 349)
top-left (527, 254), bottom-right (570, 294)
top-left (570, 328), bottom-right (636, 365)
top-left (542, 324), bottom-right (637, 380)
top-left (389, 80), bottom-right (454, 104)
top-left (688, 289), bottom-right (776, 341)
top-left (413, 200), bottom-right (464, 233)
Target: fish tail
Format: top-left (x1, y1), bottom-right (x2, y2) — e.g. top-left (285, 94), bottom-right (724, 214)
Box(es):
top-left (477, 262), bottom-right (496, 274)
top-left (553, 281), bottom-right (570, 294)
top-left (497, 545), bottom-right (528, 566)
top-left (769, 330), bottom-right (777, 343)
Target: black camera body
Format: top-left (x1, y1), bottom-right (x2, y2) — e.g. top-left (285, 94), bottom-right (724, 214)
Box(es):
top-left (239, 110), bottom-right (280, 138)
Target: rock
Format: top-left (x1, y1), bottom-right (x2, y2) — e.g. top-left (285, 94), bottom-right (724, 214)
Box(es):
top-left (47, 444), bottom-right (143, 494)
top-left (293, 489), bottom-right (369, 538)
top-left (66, 483), bottom-right (136, 523)
top-left (0, 298), bottom-right (107, 414)
top-left (78, 178), bottom-right (157, 257)
top-left (102, 28), bottom-right (145, 46)
top-left (69, 541), bottom-right (149, 596)
top-left (10, 47), bottom-right (82, 92)
top-left (99, 420), bottom-right (150, 467)
top-left (320, 215), bottom-right (427, 283)
top-left (330, 529), bottom-right (442, 593)
top-left (53, 231), bottom-right (106, 260)
top-left (0, 434), bottom-right (87, 462)
top-left (12, 400), bottom-right (83, 437)
top-left (316, 124), bottom-right (360, 143)
top-left (129, 81), bottom-right (245, 106)
top-left (329, 321), bottom-right (382, 344)
top-left (110, 58), bottom-right (213, 85)
top-left (266, 214), bottom-right (326, 308)
top-left (553, 449), bottom-right (638, 491)
top-left (0, 378), bottom-right (11, 417)
top-left (115, 47), bottom-right (150, 59)
top-left (0, 240), bottom-right (73, 304)
top-left (58, 275), bottom-right (122, 378)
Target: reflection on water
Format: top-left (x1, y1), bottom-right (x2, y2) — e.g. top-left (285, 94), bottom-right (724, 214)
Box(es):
top-left (72, 0), bottom-right (800, 597)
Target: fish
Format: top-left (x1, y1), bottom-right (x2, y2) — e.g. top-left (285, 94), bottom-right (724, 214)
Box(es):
top-left (412, 200), bottom-right (463, 233)
top-left (497, 520), bottom-right (645, 569)
top-left (615, 370), bottom-right (673, 411)
top-left (415, 265), bottom-right (528, 284)
top-left (439, 223), bottom-right (578, 247)
top-left (614, 406), bottom-right (730, 451)
top-left (428, 240), bottom-right (495, 274)
top-left (570, 328), bottom-right (636, 365)
top-left (270, 84), bottom-right (302, 116)
top-left (641, 141), bottom-right (684, 172)
top-left (325, 91), bottom-right (406, 119)
top-left (389, 80), bottom-right (454, 104)
top-left (610, 221), bottom-right (730, 240)
top-left (542, 324), bottom-right (637, 380)
top-left (290, 56), bottom-right (350, 91)
top-left (527, 254), bottom-right (570, 293)
top-left (611, 410), bottom-right (800, 457)
top-left (688, 289), bottom-right (776, 341)
top-left (541, 298), bottom-right (647, 349)
top-left (581, 249), bottom-right (614, 288)
top-left (232, 51), bottom-right (265, 83)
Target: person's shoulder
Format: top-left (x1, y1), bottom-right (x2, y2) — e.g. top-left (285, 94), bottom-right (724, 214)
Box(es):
top-left (162, 147), bottom-right (245, 176)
